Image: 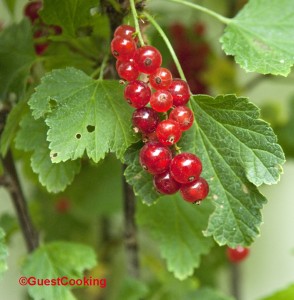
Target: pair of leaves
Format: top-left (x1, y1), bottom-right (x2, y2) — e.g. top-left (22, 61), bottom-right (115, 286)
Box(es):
top-left (22, 241), bottom-right (96, 300)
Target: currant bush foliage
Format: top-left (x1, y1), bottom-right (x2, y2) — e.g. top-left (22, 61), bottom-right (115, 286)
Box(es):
top-left (221, 0), bottom-right (294, 76)
top-left (22, 242), bottom-right (96, 300)
top-left (29, 68), bottom-right (138, 163)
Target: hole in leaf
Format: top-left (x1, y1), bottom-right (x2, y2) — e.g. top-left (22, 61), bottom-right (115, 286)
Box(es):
top-left (86, 125), bottom-right (95, 133)
top-left (49, 99), bottom-right (57, 109)
top-left (76, 133), bottom-right (82, 139)
top-left (52, 153), bottom-right (58, 158)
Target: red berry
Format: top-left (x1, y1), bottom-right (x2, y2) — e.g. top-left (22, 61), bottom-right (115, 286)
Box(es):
top-left (116, 60), bottom-right (139, 81)
top-left (168, 79), bottom-right (191, 106)
top-left (156, 119), bottom-right (182, 146)
top-left (142, 131), bottom-right (158, 143)
top-left (180, 177), bottom-right (209, 203)
top-left (134, 46), bottom-right (162, 74)
top-left (170, 153), bottom-right (202, 184)
top-left (24, 1), bottom-right (42, 23)
top-left (132, 107), bottom-right (159, 134)
top-left (169, 106), bottom-right (194, 131)
top-left (227, 246), bottom-right (250, 263)
top-left (55, 198), bottom-right (70, 214)
top-left (111, 36), bottom-right (136, 61)
top-left (139, 142), bottom-right (172, 175)
top-left (124, 80), bottom-right (151, 108)
top-left (114, 24), bottom-right (137, 41)
top-left (149, 67), bottom-right (172, 90)
top-left (34, 43), bottom-right (49, 55)
top-left (153, 171), bottom-right (181, 194)
top-left (150, 90), bottom-right (173, 112)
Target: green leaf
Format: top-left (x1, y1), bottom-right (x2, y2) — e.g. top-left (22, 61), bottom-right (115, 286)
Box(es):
top-left (137, 197), bottom-right (214, 280)
top-left (40, 0), bottom-right (96, 38)
top-left (117, 277), bottom-right (149, 300)
top-left (260, 284), bottom-right (294, 300)
top-left (3, 0), bottom-right (17, 15)
top-left (221, 0), bottom-right (294, 76)
top-left (182, 94), bottom-right (285, 246)
top-left (0, 213), bottom-right (19, 242)
top-left (15, 111), bottom-right (81, 193)
top-left (0, 19), bottom-right (35, 100)
top-left (0, 227), bottom-right (8, 278)
top-left (29, 67), bottom-right (138, 163)
top-left (22, 241), bottom-right (97, 300)
top-left (192, 287), bottom-right (234, 300)
top-left (0, 100), bottom-right (27, 156)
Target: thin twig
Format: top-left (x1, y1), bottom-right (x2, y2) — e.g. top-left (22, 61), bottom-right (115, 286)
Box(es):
top-left (231, 263), bottom-right (241, 300)
top-left (122, 164), bottom-right (140, 278)
top-left (1, 150), bottom-right (39, 252)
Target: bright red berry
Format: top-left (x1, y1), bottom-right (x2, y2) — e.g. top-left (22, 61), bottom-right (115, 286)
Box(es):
top-left (114, 24), bottom-right (137, 41)
top-left (156, 119), bottom-right (182, 146)
top-left (111, 36), bottom-right (136, 61)
top-left (169, 106), bottom-right (194, 131)
top-left (168, 79), bottom-right (191, 106)
top-left (124, 80), bottom-right (151, 108)
top-left (149, 67), bottom-right (172, 90)
top-left (170, 153), bottom-right (202, 184)
top-left (227, 246), bottom-right (250, 263)
top-left (153, 171), bottom-right (181, 195)
top-left (150, 90), bottom-right (173, 112)
top-left (24, 1), bottom-right (42, 23)
top-left (132, 107), bottom-right (159, 134)
top-left (180, 177), bottom-right (209, 203)
top-left (134, 46), bottom-right (162, 74)
top-left (139, 142), bottom-right (172, 175)
top-left (116, 60), bottom-right (139, 81)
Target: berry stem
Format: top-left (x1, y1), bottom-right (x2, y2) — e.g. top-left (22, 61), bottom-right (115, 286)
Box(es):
top-left (168, 0), bottom-right (232, 25)
top-left (129, 0), bottom-right (145, 46)
top-left (99, 53), bottom-right (110, 80)
top-left (144, 12), bottom-right (187, 82)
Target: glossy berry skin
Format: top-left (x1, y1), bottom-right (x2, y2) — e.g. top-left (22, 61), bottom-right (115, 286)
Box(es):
top-left (111, 36), bottom-right (136, 61)
top-left (170, 153), bottom-right (202, 184)
top-left (132, 107), bottom-right (159, 134)
top-left (180, 177), bottom-right (209, 203)
top-left (134, 46), bottom-right (162, 74)
top-left (153, 171), bottom-right (181, 195)
top-left (168, 79), bottom-right (191, 106)
top-left (156, 119), bottom-right (182, 146)
top-left (114, 24), bottom-right (137, 41)
top-left (142, 131), bottom-right (158, 143)
top-left (139, 142), bottom-right (172, 175)
top-left (124, 80), bottom-right (151, 108)
top-left (149, 67), bottom-right (172, 90)
top-left (24, 1), bottom-right (42, 23)
top-left (169, 106), bottom-right (194, 131)
top-left (116, 60), bottom-right (139, 81)
top-left (150, 90), bottom-right (173, 112)
top-left (227, 246), bottom-right (250, 263)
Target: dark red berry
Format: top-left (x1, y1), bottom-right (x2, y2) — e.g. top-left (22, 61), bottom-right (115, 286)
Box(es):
top-left (116, 60), bottom-right (139, 81)
top-left (34, 43), bottom-right (49, 55)
top-left (168, 79), bottom-right (191, 106)
top-left (139, 142), bottom-right (172, 175)
top-left (180, 177), bottom-right (209, 203)
top-left (124, 80), bottom-right (151, 108)
top-left (170, 153), bottom-right (202, 184)
top-left (169, 106), bottom-right (194, 131)
top-left (156, 119), bottom-right (182, 146)
top-left (227, 246), bottom-right (250, 263)
top-left (150, 90), bottom-right (173, 112)
top-left (149, 67), bottom-right (172, 90)
top-left (134, 46), bottom-right (162, 74)
top-left (111, 36), bottom-right (136, 61)
top-left (142, 131), bottom-right (158, 143)
top-left (132, 107), bottom-right (159, 134)
top-left (24, 1), bottom-right (42, 23)
top-left (114, 24), bottom-right (137, 41)
top-left (153, 171), bottom-right (181, 194)
top-left (55, 198), bottom-right (71, 214)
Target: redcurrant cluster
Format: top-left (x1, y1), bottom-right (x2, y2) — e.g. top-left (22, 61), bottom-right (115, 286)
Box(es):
top-left (111, 25), bottom-right (209, 204)
top-left (24, 0), bottom-right (62, 55)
